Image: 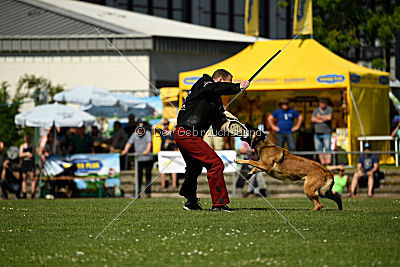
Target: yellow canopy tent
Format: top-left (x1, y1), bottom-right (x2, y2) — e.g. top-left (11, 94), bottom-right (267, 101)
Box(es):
top-left (159, 87), bottom-right (180, 119)
top-left (152, 87), bottom-right (180, 153)
top-left (178, 39), bottom-right (391, 164)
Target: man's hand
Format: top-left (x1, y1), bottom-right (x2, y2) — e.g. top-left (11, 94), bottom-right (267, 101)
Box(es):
top-left (240, 80), bottom-right (250, 89)
top-left (272, 126), bottom-right (280, 132)
top-left (311, 116), bottom-right (323, 123)
top-left (292, 125), bottom-right (300, 132)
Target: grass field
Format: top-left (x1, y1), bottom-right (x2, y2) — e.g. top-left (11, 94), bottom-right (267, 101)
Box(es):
top-left (1, 198), bottom-right (400, 266)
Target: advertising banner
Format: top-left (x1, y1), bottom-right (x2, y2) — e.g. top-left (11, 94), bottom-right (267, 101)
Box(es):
top-left (43, 153), bottom-right (121, 196)
top-left (245, 0), bottom-right (259, 36)
top-left (293, 0), bottom-right (313, 35)
top-left (158, 150), bottom-right (237, 174)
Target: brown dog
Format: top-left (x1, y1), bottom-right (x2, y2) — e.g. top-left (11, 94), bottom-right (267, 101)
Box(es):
top-left (236, 126), bottom-right (342, 211)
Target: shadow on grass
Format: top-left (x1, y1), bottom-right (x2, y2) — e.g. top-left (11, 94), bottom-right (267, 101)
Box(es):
top-left (234, 207), bottom-right (340, 212)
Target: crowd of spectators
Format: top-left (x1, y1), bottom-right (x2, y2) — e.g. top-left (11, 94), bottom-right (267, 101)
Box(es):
top-left (0, 97), bottom-right (384, 199)
top-left (0, 114), bottom-right (181, 199)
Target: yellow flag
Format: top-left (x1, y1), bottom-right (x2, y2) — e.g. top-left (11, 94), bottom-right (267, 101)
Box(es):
top-left (245, 0), bottom-right (259, 36)
top-left (293, 0), bottom-right (313, 35)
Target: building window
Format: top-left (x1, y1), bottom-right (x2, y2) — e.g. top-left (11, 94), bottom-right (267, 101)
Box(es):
top-left (172, 0), bottom-right (183, 20)
top-left (153, 0), bottom-right (168, 17)
top-left (131, 0), bottom-right (147, 13)
top-left (233, 0), bottom-right (244, 33)
top-left (215, 0), bottom-right (229, 30)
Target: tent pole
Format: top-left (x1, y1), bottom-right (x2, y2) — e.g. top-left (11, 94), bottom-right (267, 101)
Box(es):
top-left (349, 88), bottom-right (365, 137)
top-left (53, 124), bottom-right (57, 155)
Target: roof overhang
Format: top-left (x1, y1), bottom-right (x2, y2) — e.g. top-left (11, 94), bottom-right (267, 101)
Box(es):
top-left (0, 35), bottom-right (250, 55)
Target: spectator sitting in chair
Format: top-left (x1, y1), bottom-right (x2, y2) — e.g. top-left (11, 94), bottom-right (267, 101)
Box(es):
top-left (38, 132), bottom-right (61, 162)
top-left (350, 143), bottom-right (379, 198)
top-left (91, 126), bottom-right (104, 143)
top-left (328, 165), bottom-right (350, 197)
top-left (68, 126), bottom-right (94, 154)
top-left (1, 158), bottom-right (21, 199)
top-left (238, 140), bottom-right (268, 198)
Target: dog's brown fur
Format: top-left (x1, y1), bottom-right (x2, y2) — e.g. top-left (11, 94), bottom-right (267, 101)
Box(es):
top-left (236, 129), bottom-right (342, 211)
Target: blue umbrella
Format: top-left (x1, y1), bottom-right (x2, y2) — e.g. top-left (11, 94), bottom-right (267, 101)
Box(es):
top-left (81, 102), bottom-right (154, 118)
top-left (114, 93), bottom-right (163, 115)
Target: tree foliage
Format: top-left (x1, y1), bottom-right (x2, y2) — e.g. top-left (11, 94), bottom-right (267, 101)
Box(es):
top-left (15, 74), bottom-right (64, 105)
top-left (0, 75), bottom-right (64, 154)
top-left (313, 0), bottom-right (400, 72)
top-left (0, 82), bottom-right (24, 151)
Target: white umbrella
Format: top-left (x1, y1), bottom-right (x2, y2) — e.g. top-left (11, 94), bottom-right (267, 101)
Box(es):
top-left (15, 103), bottom-right (96, 193)
top-left (15, 103), bottom-right (96, 128)
top-left (53, 85), bottom-right (121, 107)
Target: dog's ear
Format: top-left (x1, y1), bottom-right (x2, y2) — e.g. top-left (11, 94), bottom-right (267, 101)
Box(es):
top-left (258, 130), bottom-right (266, 140)
top-left (245, 122), bottom-right (254, 131)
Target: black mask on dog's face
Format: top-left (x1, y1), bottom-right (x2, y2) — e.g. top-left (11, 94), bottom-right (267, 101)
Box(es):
top-left (240, 123), bottom-right (266, 149)
top-left (250, 130), bottom-right (266, 149)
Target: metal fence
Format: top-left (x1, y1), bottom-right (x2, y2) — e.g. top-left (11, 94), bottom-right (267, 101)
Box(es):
top-left (124, 150), bottom-right (398, 197)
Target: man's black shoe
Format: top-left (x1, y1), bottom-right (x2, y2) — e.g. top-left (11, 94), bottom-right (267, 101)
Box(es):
top-left (183, 199), bottom-right (203, 210)
top-left (211, 205), bottom-right (234, 212)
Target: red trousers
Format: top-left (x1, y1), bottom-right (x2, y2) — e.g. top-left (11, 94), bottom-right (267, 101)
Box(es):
top-left (174, 127), bottom-right (230, 206)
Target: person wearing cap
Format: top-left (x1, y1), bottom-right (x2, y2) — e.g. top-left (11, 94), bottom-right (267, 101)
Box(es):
top-left (311, 98), bottom-right (334, 165)
top-left (329, 165), bottom-right (350, 197)
top-left (268, 98), bottom-right (303, 151)
top-left (350, 143), bottom-right (379, 198)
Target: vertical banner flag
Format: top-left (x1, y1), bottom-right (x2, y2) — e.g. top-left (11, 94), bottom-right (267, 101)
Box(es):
top-left (293, 0), bottom-right (313, 35)
top-left (245, 0), bottom-right (259, 36)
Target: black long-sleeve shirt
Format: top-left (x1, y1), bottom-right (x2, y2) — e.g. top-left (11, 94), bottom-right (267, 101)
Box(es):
top-left (177, 74), bottom-right (241, 135)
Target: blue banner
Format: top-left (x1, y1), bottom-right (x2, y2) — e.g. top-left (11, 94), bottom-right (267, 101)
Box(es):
top-left (44, 153), bottom-right (120, 178)
top-left (43, 153), bottom-right (121, 196)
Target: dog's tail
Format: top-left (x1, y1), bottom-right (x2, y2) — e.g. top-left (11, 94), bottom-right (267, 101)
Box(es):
top-left (318, 178), bottom-right (343, 211)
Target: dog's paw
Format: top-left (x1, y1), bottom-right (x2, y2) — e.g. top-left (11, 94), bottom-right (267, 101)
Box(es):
top-left (235, 159), bottom-right (244, 164)
top-left (249, 167), bottom-right (262, 175)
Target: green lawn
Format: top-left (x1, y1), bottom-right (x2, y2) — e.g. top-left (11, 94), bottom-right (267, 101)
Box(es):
top-left (1, 198), bottom-right (399, 266)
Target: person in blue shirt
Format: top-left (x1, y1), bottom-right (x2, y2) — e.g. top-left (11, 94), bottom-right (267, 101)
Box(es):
top-left (267, 98), bottom-right (303, 151)
top-left (350, 143), bottom-right (379, 198)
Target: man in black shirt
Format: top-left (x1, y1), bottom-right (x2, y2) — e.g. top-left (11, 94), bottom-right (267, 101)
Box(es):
top-left (174, 69), bottom-right (249, 212)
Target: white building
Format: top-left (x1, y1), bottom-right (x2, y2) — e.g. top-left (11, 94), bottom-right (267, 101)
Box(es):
top-left (0, 0), bottom-right (261, 108)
